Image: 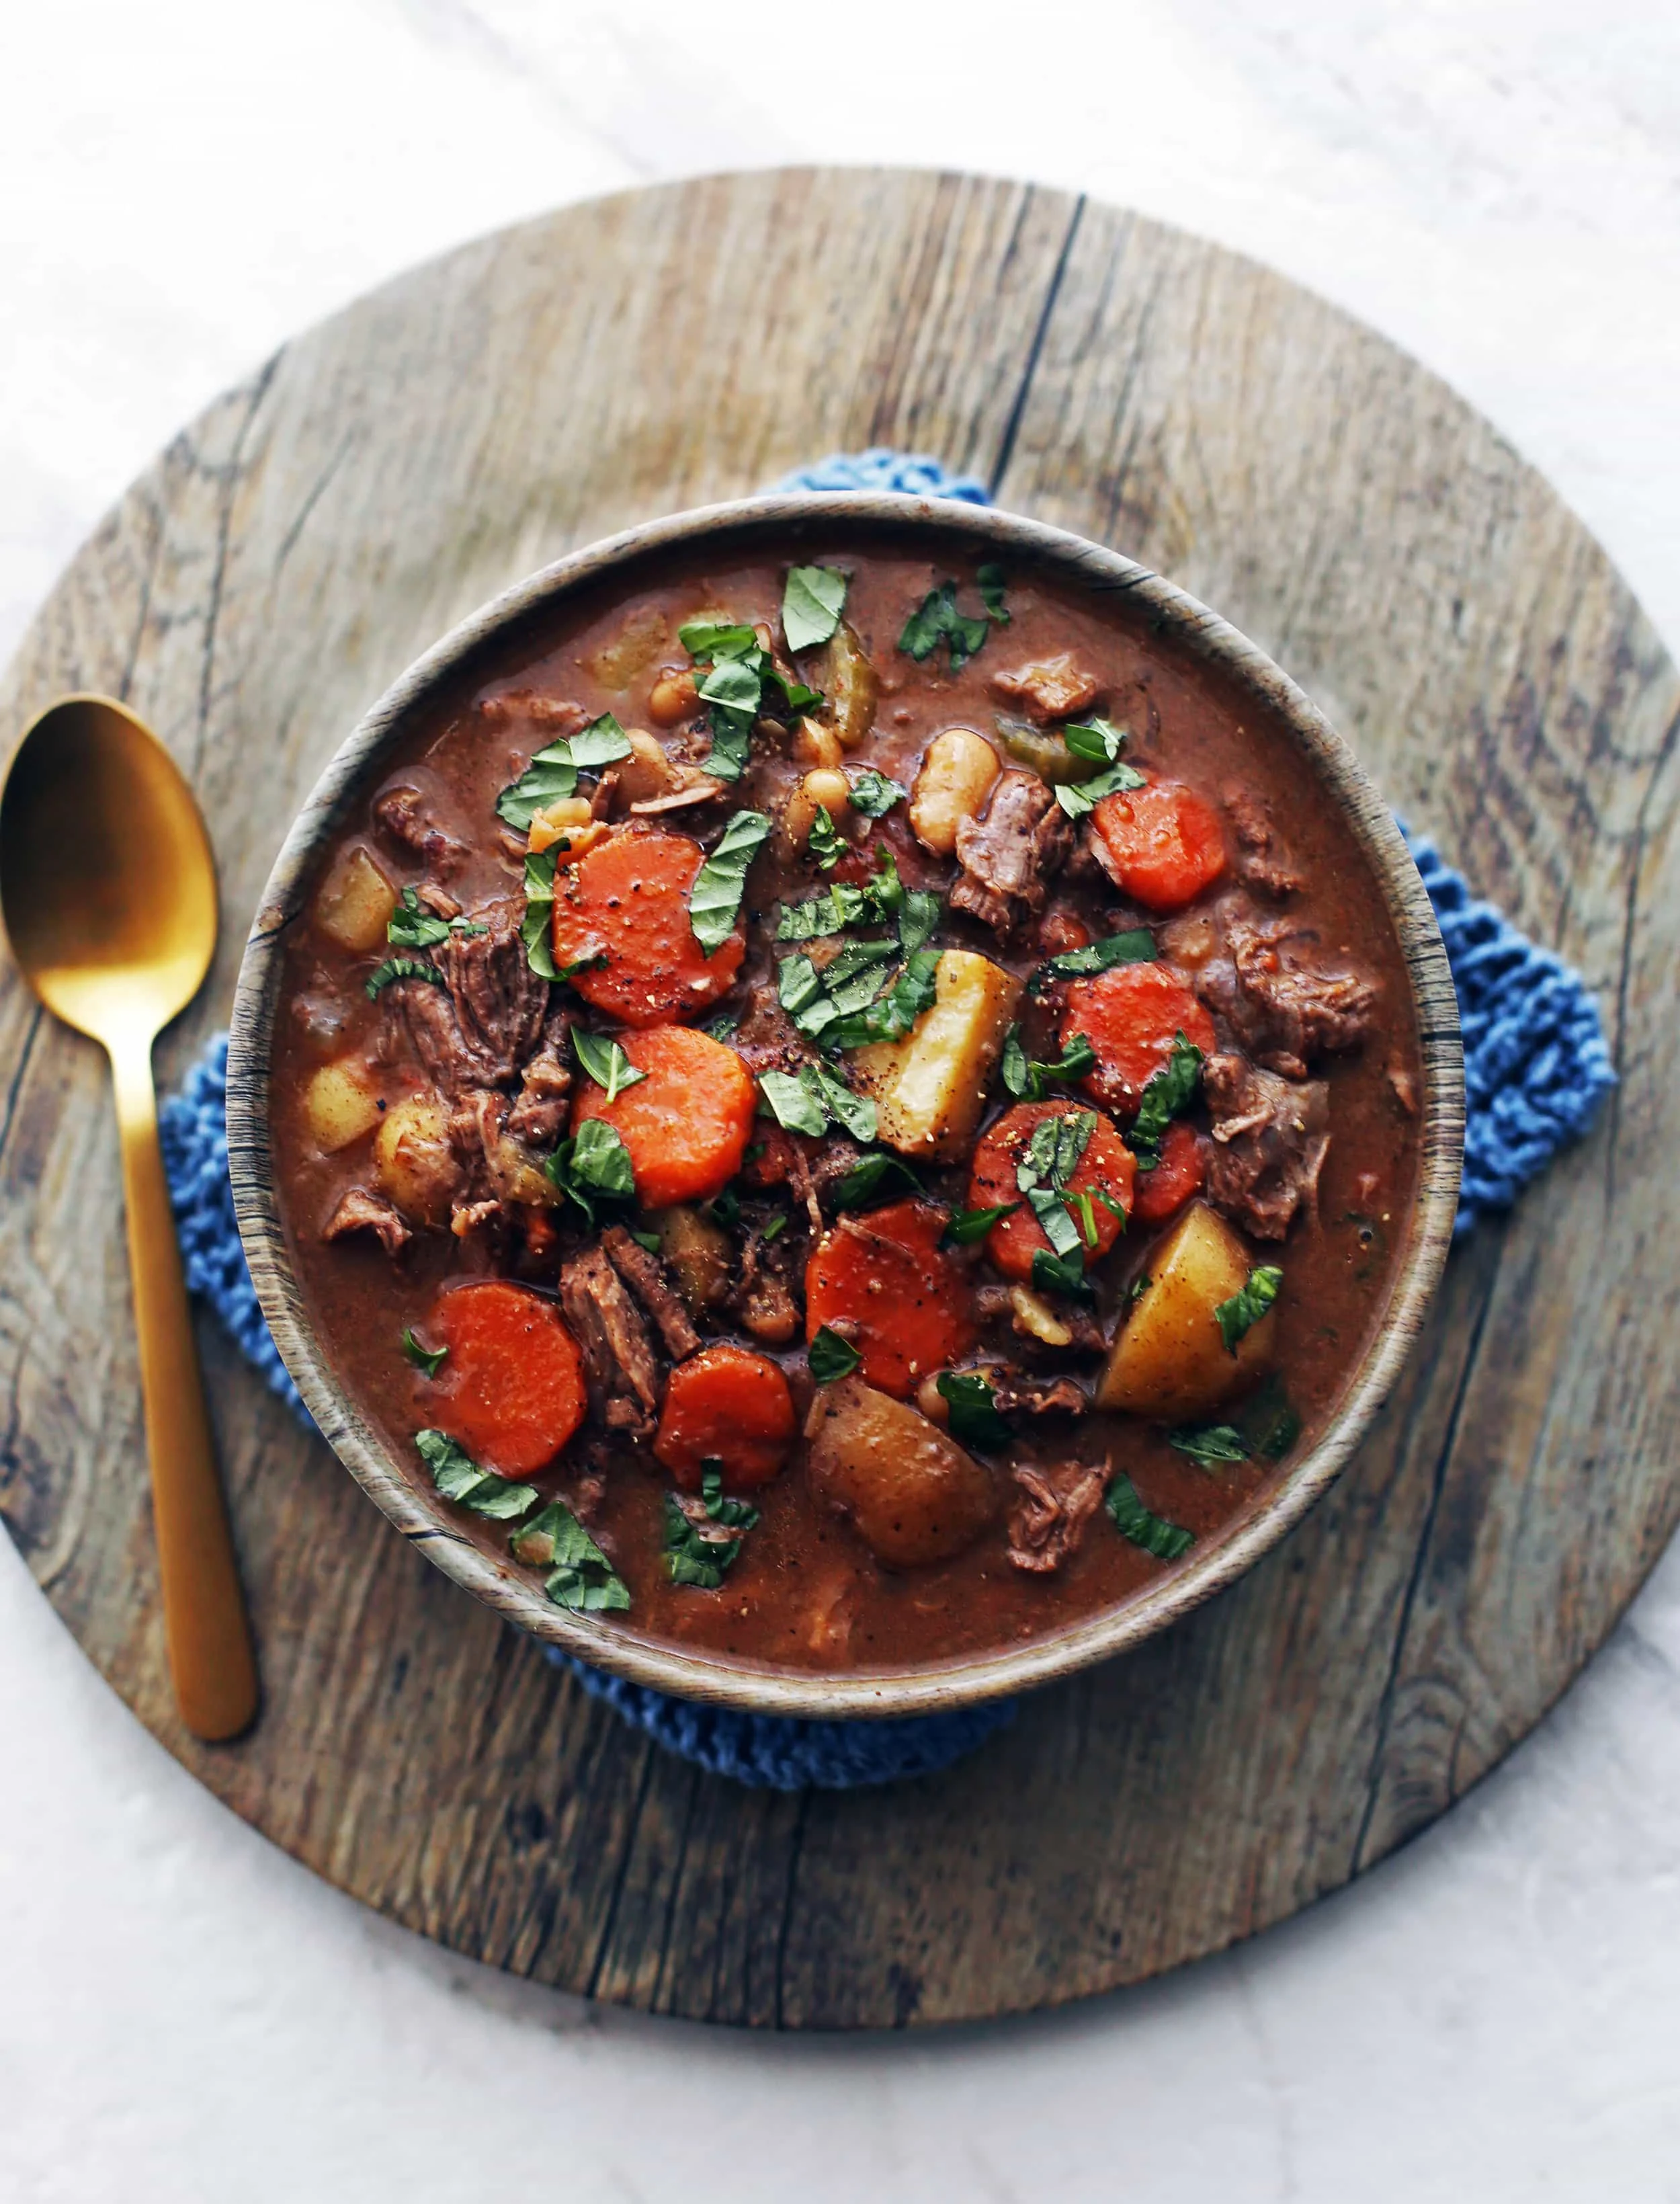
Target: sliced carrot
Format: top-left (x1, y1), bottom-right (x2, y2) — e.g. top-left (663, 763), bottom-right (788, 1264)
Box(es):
top-left (804, 1198), bottom-right (976, 1399)
top-left (571, 1024), bottom-right (756, 1208)
top-left (967, 1099), bottom-right (1136, 1280)
top-left (1130, 1118), bottom-right (1206, 1225)
top-left (1064, 962), bottom-right (1217, 1116)
top-left (654, 1344), bottom-right (797, 1492)
top-left (551, 826), bottom-right (744, 1027)
top-left (1089, 781), bottom-right (1226, 911)
top-left (433, 1280), bottom-right (585, 1476)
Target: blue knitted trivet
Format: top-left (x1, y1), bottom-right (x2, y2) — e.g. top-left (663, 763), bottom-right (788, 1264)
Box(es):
top-left (161, 449), bottom-right (1615, 1789)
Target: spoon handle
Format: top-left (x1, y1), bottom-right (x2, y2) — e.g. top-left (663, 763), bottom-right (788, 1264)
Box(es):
top-left (110, 1036), bottom-right (259, 1742)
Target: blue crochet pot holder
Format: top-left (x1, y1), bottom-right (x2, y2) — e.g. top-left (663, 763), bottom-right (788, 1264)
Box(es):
top-left (160, 449), bottom-right (1616, 1791)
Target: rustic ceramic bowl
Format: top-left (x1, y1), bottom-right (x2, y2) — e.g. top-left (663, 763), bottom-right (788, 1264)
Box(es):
top-left (228, 493), bottom-right (1464, 1720)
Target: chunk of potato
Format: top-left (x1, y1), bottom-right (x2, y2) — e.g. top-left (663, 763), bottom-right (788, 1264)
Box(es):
top-left (589, 604), bottom-right (667, 690)
top-left (373, 1092), bottom-right (462, 1227)
top-left (814, 620), bottom-right (878, 749)
top-left (650, 1204), bottom-right (731, 1311)
top-left (302, 1058), bottom-right (383, 1153)
top-left (313, 845), bottom-right (397, 952)
top-left (806, 1377), bottom-right (996, 1567)
top-left (848, 949), bottom-right (1022, 1161)
top-left (1097, 1200), bottom-right (1276, 1420)
top-left (909, 727), bottom-right (1000, 854)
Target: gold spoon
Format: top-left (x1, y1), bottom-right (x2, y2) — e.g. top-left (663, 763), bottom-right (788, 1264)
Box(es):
top-left (1, 694), bottom-right (258, 1740)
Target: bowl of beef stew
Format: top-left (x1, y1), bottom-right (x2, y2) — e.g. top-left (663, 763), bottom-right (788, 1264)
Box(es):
top-left (228, 495), bottom-right (1462, 1719)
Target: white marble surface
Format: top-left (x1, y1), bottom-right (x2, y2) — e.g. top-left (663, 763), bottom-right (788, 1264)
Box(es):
top-left (4, 3), bottom-right (1679, 2195)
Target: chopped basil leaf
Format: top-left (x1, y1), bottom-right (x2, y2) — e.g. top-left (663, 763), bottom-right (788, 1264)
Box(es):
top-left (1169, 1423), bottom-right (1249, 1467)
top-left (899, 579), bottom-right (992, 672)
top-left (708, 1188), bottom-right (742, 1228)
top-left (943, 1200), bottom-right (1019, 1245)
top-left (777, 883), bottom-right (864, 940)
top-left (1245, 1375), bottom-right (1302, 1459)
top-left (664, 1469), bottom-right (761, 1589)
top-left (847, 768), bottom-right (905, 819)
top-left (687, 807), bottom-right (771, 954)
top-left (1032, 1247), bottom-right (1095, 1299)
top-left (416, 1430), bottom-right (537, 1521)
top-left (1105, 1474), bottom-right (1195, 1561)
top-left (1030, 927), bottom-right (1157, 990)
top-left (495, 712), bottom-right (631, 831)
top-left (1055, 759), bottom-right (1148, 819)
top-left (1065, 1187), bottom-right (1102, 1249)
top-left (810, 1061), bottom-right (878, 1143)
top-left (1128, 1272), bottom-right (1151, 1304)
top-left (628, 1227), bottom-right (663, 1254)
top-left (387, 886), bottom-right (452, 950)
top-left (898, 888), bottom-right (941, 957)
top-left (544, 1119), bottom-right (636, 1221)
top-left (513, 1501), bottom-right (631, 1612)
top-left (702, 1010), bottom-right (741, 1040)
top-left (1061, 717), bottom-right (1126, 766)
top-left (365, 954), bottom-right (443, 1000)
top-left (701, 712), bottom-right (753, 782)
top-left (778, 953), bottom-right (837, 1042)
top-left (808, 804), bottom-right (846, 871)
top-left (830, 947), bottom-right (941, 1050)
top-left (1215, 1265), bottom-right (1284, 1353)
top-left (937, 1370), bottom-right (1009, 1451)
top-left (833, 1150), bottom-right (924, 1211)
top-left (809, 1325), bottom-right (862, 1384)
top-left (520, 845), bottom-right (562, 979)
top-left (761, 1211), bottom-right (789, 1243)
top-left (775, 849), bottom-right (939, 954)
top-left (683, 620), bottom-right (772, 782)
top-left (976, 563), bottom-right (1009, 624)
top-left (572, 1028), bottom-right (646, 1103)
top-left (757, 1067), bottom-right (827, 1137)
top-left (1015, 1110), bottom-right (1098, 1268)
top-left (1130, 1031), bottom-right (1204, 1170)
top-left (765, 666), bottom-right (824, 714)
top-left (1001, 1026), bottom-right (1098, 1100)
top-left (401, 1328), bottom-right (448, 1378)
top-left (679, 618), bottom-right (759, 660)
top-left (781, 565), bottom-right (849, 653)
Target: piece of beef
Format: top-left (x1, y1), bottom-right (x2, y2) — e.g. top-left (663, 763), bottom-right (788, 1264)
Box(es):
top-left (372, 786), bottom-right (465, 872)
top-left (1202, 1051), bottom-right (1330, 1242)
top-left (392, 905), bottom-right (549, 1091)
top-left (1223, 786), bottom-right (1303, 898)
top-left (1007, 1461), bottom-right (1107, 1574)
top-left (477, 690), bottom-right (589, 742)
top-left (559, 1246), bottom-right (661, 1434)
top-left (988, 653), bottom-right (1102, 724)
top-left (506, 1008), bottom-right (575, 1147)
top-left (321, 1186), bottom-right (411, 1257)
top-left (415, 881), bottom-right (463, 920)
top-left (601, 1225), bottom-right (700, 1361)
top-left (728, 1222), bottom-right (803, 1344)
top-left (950, 769), bottom-right (1073, 936)
top-left (1197, 916), bottom-right (1378, 1077)
top-left (993, 1373), bottom-right (1088, 1418)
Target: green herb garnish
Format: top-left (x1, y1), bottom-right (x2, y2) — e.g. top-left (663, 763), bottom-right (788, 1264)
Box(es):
top-left (512, 1501), bottom-right (631, 1612)
top-left (900, 578), bottom-right (992, 672)
top-left (1061, 717), bottom-right (1126, 766)
top-left (808, 804), bottom-right (846, 871)
top-left (1055, 759), bottom-right (1147, 819)
top-left (687, 807), bottom-right (771, 955)
top-left (809, 1325), bottom-right (863, 1384)
top-left (365, 955), bottom-right (444, 1000)
top-left (1130, 1032), bottom-right (1204, 1171)
top-left (679, 621), bottom-right (782, 782)
top-left (847, 768), bottom-right (905, 819)
top-left (832, 1150), bottom-right (924, 1211)
top-left (702, 1010), bottom-right (741, 1040)
top-left (937, 1370), bottom-right (1009, 1451)
top-left (757, 1063), bottom-right (877, 1143)
top-left (1001, 1026), bottom-right (1098, 1101)
top-left (1168, 1424), bottom-right (1249, 1467)
top-left (976, 563), bottom-right (1009, 624)
top-left (1029, 927), bottom-right (1157, 991)
top-left (495, 712), bottom-right (631, 831)
top-left (830, 947), bottom-right (941, 1050)
top-left (519, 845), bottom-right (562, 978)
top-left (571, 1028), bottom-right (646, 1104)
top-left (401, 1329), bottom-right (448, 1378)
top-left (1016, 1109), bottom-right (1099, 1264)
top-left (628, 1227), bottom-right (663, 1254)
top-left (1105, 1474), bottom-right (1195, 1561)
top-left (942, 1200), bottom-right (1019, 1245)
top-left (1031, 1248), bottom-right (1095, 1299)
top-left (663, 1469), bottom-right (761, 1589)
top-left (761, 1211), bottom-right (788, 1243)
top-left (544, 1118), bottom-right (636, 1221)
top-left (415, 1430), bottom-right (538, 1521)
top-left (1215, 1266), bottom-right (1284, 1352)
top-left (386, 887), bottom-right (485, 951)
top-left (781, 565), bottom-right (849, 653)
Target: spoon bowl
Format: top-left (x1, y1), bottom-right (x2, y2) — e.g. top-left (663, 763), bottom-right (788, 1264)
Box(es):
top-left (1, 694), bottom-right (257, 1741)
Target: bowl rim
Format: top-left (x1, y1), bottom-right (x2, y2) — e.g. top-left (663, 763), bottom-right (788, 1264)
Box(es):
top-left (227, 490), bottom-right (1464, 1720)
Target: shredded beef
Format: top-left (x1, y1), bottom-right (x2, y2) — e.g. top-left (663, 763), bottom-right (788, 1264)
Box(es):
top-left (729, 1223), bottom-right (802, 1344)
top-left (393, 905), bottom-right (549, 1091)
top-left (601, 1225), bottom-right (700, 1361)
top-left (950, 770), bottom-right (1073, 936)
top-left (1224, 786), bottom-right (1303, 897)
top-left (1007, 1461), bottom-right (1107, 1573)
top-left (506, 1009), bottom-right (575, 1147)
top-left (1197, 916), bottom-right (1378, 1077)
top-left (372, 786), bottom-right (465, 872)
top-left (478, 690), bottom-right (588, 742)
top-left (993, 1373), bottom-right (1088, 1418)
top-left (560, 1247), bottom-right (661, 1434)
top-left (1202, 1052), bottom-right (1330, 1242)
top-left (989, 653), bottom-right (1101, 724)
top-left (415, 881), bottom-right (462, 920)
top-left (322, 1186), bottom-right (411, 1256)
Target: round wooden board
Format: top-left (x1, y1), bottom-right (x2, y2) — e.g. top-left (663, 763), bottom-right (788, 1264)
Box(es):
top-left (3, 169), bottom-right (1677, 2031)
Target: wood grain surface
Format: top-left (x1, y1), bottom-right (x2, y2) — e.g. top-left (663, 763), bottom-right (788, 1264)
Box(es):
top-left (2, 168), bottom-right (1675, 2029)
